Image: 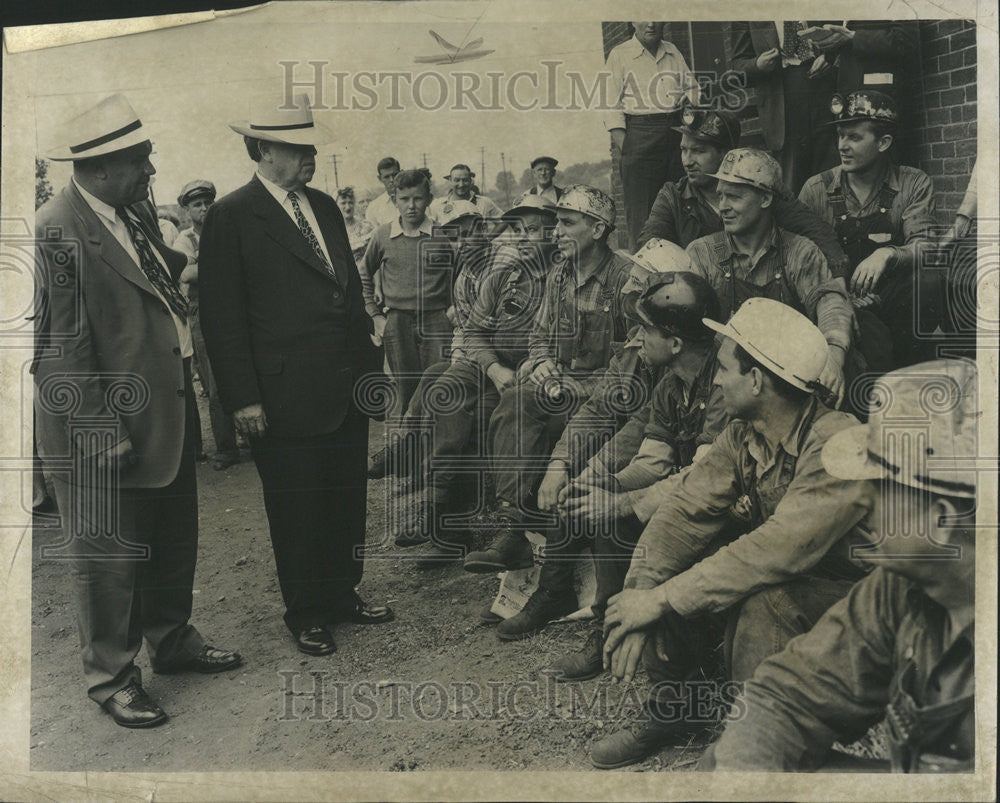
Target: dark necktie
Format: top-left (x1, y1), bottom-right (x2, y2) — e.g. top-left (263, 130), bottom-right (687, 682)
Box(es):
top-left (287, 191), bottom-right (345, 286)
top-left (116, 207), bottom-right (188, 318)
top-left (782, 21), bottom-right (815, 62)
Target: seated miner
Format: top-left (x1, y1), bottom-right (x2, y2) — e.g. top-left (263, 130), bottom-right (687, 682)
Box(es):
top-left (685, 148), bottom-right (854, 407)
top-left (391, 196), bottom-right (560, 561)
top-left (636, 108), bottom-right (849, 281)
top-left (366, 200), bottom-right (487, 479)
top-left (489, 270), bottom-right (725, 644)
top-left (589, 297), bottom-right (872, 770)
top-left (704, 358), bottom-right (977, 773)
top-left (461, 186), bottom-right (632, 575)
top-left (799, 90), bottom-right (938, 369)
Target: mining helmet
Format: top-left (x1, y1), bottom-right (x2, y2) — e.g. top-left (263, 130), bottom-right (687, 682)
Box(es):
top-left (505, 193), bottom-right (557, 219)
top-left (555, 184), bottom-right (616, 227)
top-left (821, 359), bottom-right (977, 498)
top-left (827, 90), bottom-right (899, 126)
top-left (704, 297), bottom-right (829, 392)
top-left (438, 199), bottom-right (483, 225)
top-left (673, 108), bottom-right (741, 151)
top-left (632, 272), bottom-right (721, 339)
top-left (628, 238), bottom-right (690, 274)
top-left (707, 148), bottom-right (785, 196)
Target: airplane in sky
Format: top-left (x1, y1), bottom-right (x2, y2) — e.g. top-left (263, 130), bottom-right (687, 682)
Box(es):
top-left (414, 30), bottom-right (495, 64)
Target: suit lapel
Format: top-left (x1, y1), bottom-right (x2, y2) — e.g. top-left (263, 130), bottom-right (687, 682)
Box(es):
top-left (64, 183), bottom-right (160, 299)
top-left (249, 176), bottom-right (343, 287)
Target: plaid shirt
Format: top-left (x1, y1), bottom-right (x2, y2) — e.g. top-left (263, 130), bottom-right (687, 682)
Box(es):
top-left (527, 249), bottom-right (632, 374)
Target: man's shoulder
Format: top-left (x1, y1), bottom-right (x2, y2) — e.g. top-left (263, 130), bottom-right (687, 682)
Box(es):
top-left (805, 405), bottom-right (861, 451)
top-left (606, 37), bottom-right (634, 61)
top-left (800, 168), bottom-right (838, 197)
top-left (778, 227), bottom-right (824, 260)
top-left (211, 179), bottom-right (258, 211)
top-left (686, 230), bottom-right (727, 259)
top-left (35, 187), bottom-right (76, 230)
top-left (895, 164), bottom-right (933, 194)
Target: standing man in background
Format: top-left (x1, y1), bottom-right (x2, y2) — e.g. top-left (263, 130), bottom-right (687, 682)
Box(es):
top-left (365, 156), bottom-right (401, 227)
top-left (605, 21), bottom-right (702, 248)
top-left (175, 179), bottom-right (240, 471)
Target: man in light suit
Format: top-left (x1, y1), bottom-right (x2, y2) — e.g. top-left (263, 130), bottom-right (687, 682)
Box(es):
top-left (33, 94), bottom-right (242, 729)
top-left (199, 94), bottom-right (392, 657)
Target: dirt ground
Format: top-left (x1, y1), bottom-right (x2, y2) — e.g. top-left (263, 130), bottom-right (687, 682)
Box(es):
top-left (29, 395), bottom-right (714, 773)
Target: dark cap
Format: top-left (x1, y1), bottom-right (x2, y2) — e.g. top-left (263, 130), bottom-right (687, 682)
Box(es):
top-left (672, 108), bottom-right (741, 151)
top-left (177, 179), bottom-right (216, 207)
top-left (631, 272), bottom-right (721, 339)
top-left (826, 90), bottom-right (899, 126)
top-left (530, 156), bottom-right (558, 169)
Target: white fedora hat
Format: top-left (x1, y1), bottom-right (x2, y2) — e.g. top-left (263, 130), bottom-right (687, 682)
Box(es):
top-left (46, 94), bottom-right (150, 161)
top-left (704, 297), bottom-right (829, 392)
top-left (229, 93), bottom-right (334, 146)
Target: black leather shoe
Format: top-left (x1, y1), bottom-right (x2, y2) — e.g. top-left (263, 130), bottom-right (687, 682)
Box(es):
top-left (154, 645), bottom-right (243, 674)
top-left (101, 681), bottom-right (168, 729)
top-left (340, 600), bottom-right (394, 625)
top-left (297, 626), bottom-right (337, 656)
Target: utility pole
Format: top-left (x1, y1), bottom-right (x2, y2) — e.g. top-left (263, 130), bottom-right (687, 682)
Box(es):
top-left (499, 151), bottom-right (512, 206)
top-left (331, 154), bottom-right (340, 189)
top-left (479, 146), bottom-right (486, 190)
top-left (421, 153), bottom-right (428, 169)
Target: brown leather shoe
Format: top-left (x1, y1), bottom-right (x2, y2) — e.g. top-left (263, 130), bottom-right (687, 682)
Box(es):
top-left (101, 681), bottom-right (168, 729)
top-left (548, 629), bottom-right (605, 681)
top-left (153, 645), bottom-right (243, 675)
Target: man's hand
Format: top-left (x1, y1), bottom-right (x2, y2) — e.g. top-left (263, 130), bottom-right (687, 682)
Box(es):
top-left (851, 292), bottom-right (880, 310)
top-left (233, 403), bottom-right (268, 439)
top-left (537, 461), bottom-right (570, 511)
top-left (818, 23), bottom-right (855, 48)
top-left (528, 359), bottom-right (560, 389)
top-left (445, 305), bottom-right (459, 327)
top-left (603, 630), bottom-right (649, 684)
top-left (807, 52), bottom-right (832, 79)
top-left (372, 314), bottom-right (388, 340)
top-left (850, 248), bottom-right (894, 297)
top-left (818, 345), bottom-right (846, 408)
top-left (95, 437), bottom-right (137, 472)
top-left (755, 47), bottom-right (781, 72)
top-left (487, 362), bottom-right (517, 393)
top-left (562, 483), bottom-right (631, 526)
top-left (450, 347), bottom-right (466, 364)
top-left (610, 128), bottom-right (626, 152)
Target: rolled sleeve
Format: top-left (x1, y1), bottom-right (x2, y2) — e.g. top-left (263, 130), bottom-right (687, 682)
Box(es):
top-left (659, 436), bottom-right (871, 617)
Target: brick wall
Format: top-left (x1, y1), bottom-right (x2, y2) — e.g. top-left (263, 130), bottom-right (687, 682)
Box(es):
top-left (912, 20), bottom-right (977, 226)
top-left (602, 20), bottom-right (978, 236)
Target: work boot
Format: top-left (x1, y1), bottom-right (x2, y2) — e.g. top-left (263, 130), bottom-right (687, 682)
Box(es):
top-left (394, 500), bottom-right (432, 547)
top-left (496, 586), bottom-right (577, 641)
top-left (212, 450), bottom-right (240, 471)
top-left (463, 522), bottom-right (534, 573)
top-left (548, 628), bottom-right (604, 681)
top-left (478, 603), bottom-right (502, 625)
top-left (589, 717), bottom-right (677, 770)
top-left (412, 522), bottom-right (470, 569)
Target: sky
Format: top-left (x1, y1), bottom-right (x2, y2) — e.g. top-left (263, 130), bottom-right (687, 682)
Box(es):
top-left (28, 2), bottom-right (614, 206)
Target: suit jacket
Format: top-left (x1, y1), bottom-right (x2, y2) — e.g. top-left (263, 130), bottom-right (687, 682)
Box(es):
top-left (730, 22), bottom-right (787, 151)
top-left (198, 175), bottom-right (378, 438)
top-left (33, 182), bottom-right (190, 488)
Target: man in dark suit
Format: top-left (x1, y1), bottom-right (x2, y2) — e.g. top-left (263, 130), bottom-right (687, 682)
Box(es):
top-left (33, 94), bottom-right (241, 729)
top-left (730, 21), bottom-right (838, 195)
top-left (199, 94), bottom-right (392, 657)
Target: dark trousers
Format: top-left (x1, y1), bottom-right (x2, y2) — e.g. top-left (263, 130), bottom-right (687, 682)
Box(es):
top-left (51, 360), bottom-right (204, 704)
top-left (779, 65), bottom-right (837, 196)
top-left (620, 112), bottom-right (684, 249)
top-left (189, 303), bottom-right (238, 457)
top-left (382, 308), bottom-right (454, 424)
top-left (540, 513), bottom-right (644, 614)
top-left (249, 403), bottom-right (369, 634)
top-left (487, 377), bottom-right (596, 519)
top-left (426, 359), bottom-right (500, 503)
top-left (643, 576), bottom-right (855, 721)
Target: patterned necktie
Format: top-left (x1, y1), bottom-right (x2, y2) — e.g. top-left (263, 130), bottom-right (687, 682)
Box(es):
top-left (782, 21), bottom-right (815, 62)
top-left (115, 207), bottom-right (189, 318)
top-left (287, 191), bottom-right (344, 285)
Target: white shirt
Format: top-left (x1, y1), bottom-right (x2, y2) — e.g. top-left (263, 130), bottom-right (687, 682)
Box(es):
top-left (256, 171), bottom-right (333, 267)
top-left (73, 178), bottom-right (193, 358)
top-left (365, 191), bottom-right (398, 227)
top-left (429, 191), bottom-right (503, 222)
top-left (388, 215), bottom-right (436, 238)
top-left (604, 35), bottom-right (702, 131)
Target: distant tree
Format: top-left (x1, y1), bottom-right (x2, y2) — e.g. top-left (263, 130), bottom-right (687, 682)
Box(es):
top-left (35, 158), bottom-right (53, 209)
top-left (494, 170), bottom-right (516, 206)
top-left (518, 168), bottom-right (534, 192)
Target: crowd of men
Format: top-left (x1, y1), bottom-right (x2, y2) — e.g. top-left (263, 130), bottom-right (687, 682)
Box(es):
top-left (31, 18), bottom-right (980, 775)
